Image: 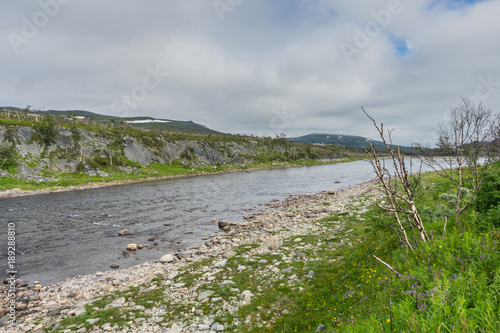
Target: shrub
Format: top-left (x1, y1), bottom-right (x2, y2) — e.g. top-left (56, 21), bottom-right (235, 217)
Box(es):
top-left (37, 116), bottom-right (58, 146)
top-left (76, 162), bottom-right (85, 172)
top-left (474, 163), bottom-right (500, 213)
top-left (0, 146), bottom-right (17, 170)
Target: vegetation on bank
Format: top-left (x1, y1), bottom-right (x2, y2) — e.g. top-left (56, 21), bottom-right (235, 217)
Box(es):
top-left (0, 157), bottom-right (365, 193)
top-left (42, 166), bottom-right (499, 333)
top-left (0, 110), bottom-right (368, 192)
top-left (262, 167), bottom-right (500, 332)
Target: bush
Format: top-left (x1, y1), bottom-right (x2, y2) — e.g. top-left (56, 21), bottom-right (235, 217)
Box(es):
top-left (0, 146), bottom-right (17, 171)
top-left (76, 162), bottom-right (85, 172)
top-left (482, 205), bottom-right (500, 228)
top-left (37, 116), bottom-right (58, 146)
top-left (472, 163), bottom-right (500, 229)
top-left (474, 163), bottom-right (500, 213)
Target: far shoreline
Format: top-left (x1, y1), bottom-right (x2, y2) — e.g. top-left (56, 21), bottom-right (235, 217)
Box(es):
top-left (0, 157), bottom-right (364, 200)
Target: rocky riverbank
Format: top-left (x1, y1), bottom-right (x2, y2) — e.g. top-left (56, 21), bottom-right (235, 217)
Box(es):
top-left (1, 181), bottom-right (383, 333)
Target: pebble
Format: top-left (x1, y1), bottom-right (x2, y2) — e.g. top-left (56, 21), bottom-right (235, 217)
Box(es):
top-left (0, 181), bottom-right (383, 333)
top-left (292, 252), bottom-right (307, 259)
top-left (220, 280), bottom-right (236, 286)
top-left (125, 244), bottom-right (137, 251)
top-left (222, 249), bottom-right (237, 258)
top-left (160, 254), bottom-right (175, 263)
top-left (211, 322), bottom-right (225, 331)
top-left (214, 259), bottom-right (227, 268)
top-left (197, 291), bottom-right (215, 302)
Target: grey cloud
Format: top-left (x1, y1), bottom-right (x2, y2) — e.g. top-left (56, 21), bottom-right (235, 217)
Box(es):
top-left (1, 0), bottom-right (499, 146)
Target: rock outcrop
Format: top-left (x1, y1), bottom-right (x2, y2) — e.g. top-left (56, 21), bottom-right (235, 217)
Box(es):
top-left (0, 125), bottom-right (265, 181)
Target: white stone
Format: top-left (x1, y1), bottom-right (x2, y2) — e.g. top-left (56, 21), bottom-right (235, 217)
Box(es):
top-left (214, 259), bottom-right (227, 267)
top-left (160, 254), bottom-right (174, 263)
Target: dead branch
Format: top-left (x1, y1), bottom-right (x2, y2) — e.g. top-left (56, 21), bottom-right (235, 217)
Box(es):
top-left (373, 255), bottom-right (403, 277)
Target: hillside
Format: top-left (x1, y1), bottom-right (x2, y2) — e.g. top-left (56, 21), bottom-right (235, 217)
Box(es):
top-left (1, 107), bottom-right (218, 134)
top-left (290, 133), bottom-right (413, 151)
top-left (0, 110), bottom-right (365, 188)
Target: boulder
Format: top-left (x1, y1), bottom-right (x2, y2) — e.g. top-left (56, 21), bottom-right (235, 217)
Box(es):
top-left (197, 290), bottom-right (215, 302)
top-left (218, 221), bottom-right (230, 231)
top-left (160, 254), bottom-right (175, 263)
top-left (126, 244), bottom-right (137, 251)
top-left (118, 229), bottom-right (130, 236)
top-left (223, 249), bottom-right (237, 258)
top-left (177, 251), bottom-right (192, 260)
top-left (239, 290), bottom-right (254, 300)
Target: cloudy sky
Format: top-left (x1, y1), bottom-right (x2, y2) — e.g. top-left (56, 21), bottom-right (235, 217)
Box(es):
top-left (1, 0), bottom-right (499, 145)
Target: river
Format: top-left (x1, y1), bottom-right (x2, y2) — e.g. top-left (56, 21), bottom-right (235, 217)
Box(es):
top-left (1, 160), bottom-right (384, 285)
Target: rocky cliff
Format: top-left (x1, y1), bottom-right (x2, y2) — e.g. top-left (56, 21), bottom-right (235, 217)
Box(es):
top-left (0, 124), bottom-right (344, 182)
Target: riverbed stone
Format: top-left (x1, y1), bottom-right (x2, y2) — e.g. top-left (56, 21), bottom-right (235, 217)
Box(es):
top-left (221, 280), bottom-right (236, 286)
top-left (118, 229), bottom-right (130, 236)
top-left (86, 318), bottom-right (99, 325)
top-left (211, 322), bottom-right (225, 331)
top-left (160, 254), bottom-right (175, 263)
top-left (223, 249), bottom-right (237, 258)
top-left (126, 244), bottom-right (137, 251)
top-left (108, 297), bottom-right (126, 308)
top-left (197, 290), bottom-right (214, 302)
top-left (215, 259), bottom-right (227, 267)
top-left (239, 290), bottom-right (254, 300)
top-left (293, 252), bottom-right (307, 259)
top-left (1, 181), bottom-right (385, 333)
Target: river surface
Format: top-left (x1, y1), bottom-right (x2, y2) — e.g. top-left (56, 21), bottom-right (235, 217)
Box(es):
top-left (1, 160), bottom-right (387, 285)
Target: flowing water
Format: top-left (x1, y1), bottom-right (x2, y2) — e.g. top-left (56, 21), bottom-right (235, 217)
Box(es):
top-left (1, 160), bottom-right (385, 285)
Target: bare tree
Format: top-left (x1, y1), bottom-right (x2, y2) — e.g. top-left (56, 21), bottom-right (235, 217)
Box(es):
top-left (363, 108), bottom-right (429, 250)
top-left (422, 97), bottom-right (497, 227)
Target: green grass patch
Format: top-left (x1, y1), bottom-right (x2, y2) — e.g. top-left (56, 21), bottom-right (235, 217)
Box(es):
top-left (256, 177), bottom-right (500, 332)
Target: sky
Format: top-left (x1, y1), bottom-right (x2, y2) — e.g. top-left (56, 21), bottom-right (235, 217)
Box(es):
top-left (1, 0), bottom-right (499, 146)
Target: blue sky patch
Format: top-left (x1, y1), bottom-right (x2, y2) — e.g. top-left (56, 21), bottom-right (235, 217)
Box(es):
top-left (390, 36), bottom-right (415, 57)
top-left (429, 0), bottom-right (490, 11)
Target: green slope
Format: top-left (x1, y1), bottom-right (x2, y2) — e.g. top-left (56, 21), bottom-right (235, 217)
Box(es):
top-left (1, 107), bottom-right (218, 133)
top-left (290, 133), bottom-right (413, 151)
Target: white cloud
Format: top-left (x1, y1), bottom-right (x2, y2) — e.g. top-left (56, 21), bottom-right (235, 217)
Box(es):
top-left (1, 0), bottom-right (499, 145)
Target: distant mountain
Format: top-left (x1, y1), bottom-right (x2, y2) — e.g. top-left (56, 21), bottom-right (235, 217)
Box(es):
top-left (289, 133), bottom-right (413, 151)
top-left (1, 107), bottom-right (218, 133)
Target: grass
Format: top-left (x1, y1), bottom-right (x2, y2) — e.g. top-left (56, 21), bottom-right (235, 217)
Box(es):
top-left (34, 169), bottom-right (499, 333)
top-left (0, 157), bottom-right (365, 192)
top-left (257, 173), bottom-right (500, 332)
top-left (1, 111), bottom-right (369, 193)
